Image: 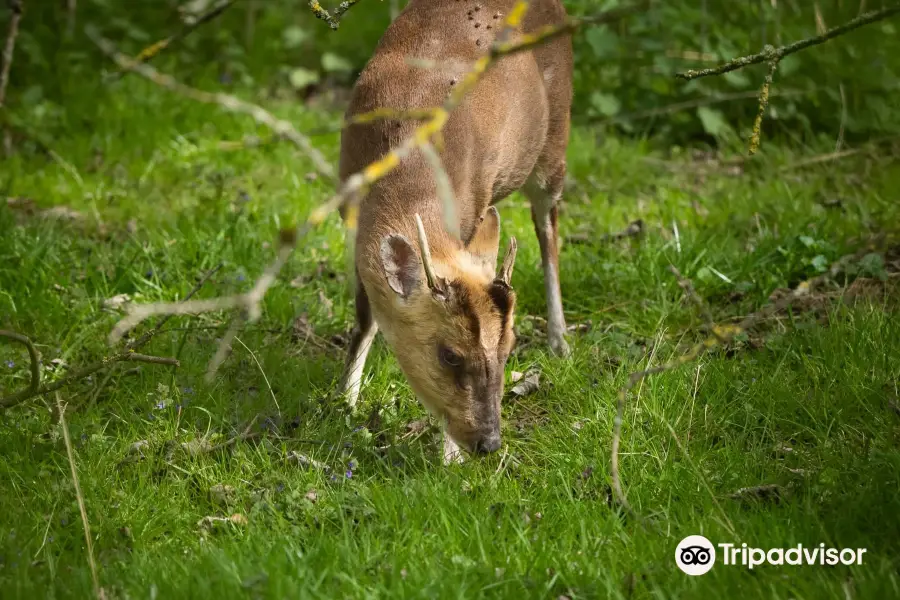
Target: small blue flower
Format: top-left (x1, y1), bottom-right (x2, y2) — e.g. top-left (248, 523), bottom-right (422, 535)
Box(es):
top-left (276, 483), bottom-right (285, 493)
top-left (60, 518), bottom-right (67, 526)
top-left (237, 274), bottom-right (246, 282)
top-left (5, 360), bottom-right (14, 368)
top-left (181, 386), bottom-right (194, 396)
top-left (155, 401), bottom-right (166, 410)
top-left (352, 425), bottom-right (364, 433)
top-left (348, 460), bottom-right (358, 470)
top-left (345, 470), bottom-right (353, 479)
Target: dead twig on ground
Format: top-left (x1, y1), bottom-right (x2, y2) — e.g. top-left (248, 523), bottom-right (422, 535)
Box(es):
top-left (87, 27), bottom-right (335, 181)
top-left (106, 0), bottom-right (238, 81)
top-left (1, 264), bottom-right (222, 410)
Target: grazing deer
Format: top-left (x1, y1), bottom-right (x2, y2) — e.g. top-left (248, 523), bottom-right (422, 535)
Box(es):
top-left (337, 0), bottom-right (572, 463)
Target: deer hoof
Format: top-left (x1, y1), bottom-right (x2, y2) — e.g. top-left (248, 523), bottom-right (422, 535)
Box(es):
top-left (549, 336), bottom-right (571, 358)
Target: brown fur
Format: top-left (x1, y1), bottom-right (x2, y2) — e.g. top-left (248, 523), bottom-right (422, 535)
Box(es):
top-left (338, 0), bottom-right (573, 456)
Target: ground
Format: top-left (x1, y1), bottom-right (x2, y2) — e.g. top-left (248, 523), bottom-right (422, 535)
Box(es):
top-left (1, 74), bottom-right (899, 599)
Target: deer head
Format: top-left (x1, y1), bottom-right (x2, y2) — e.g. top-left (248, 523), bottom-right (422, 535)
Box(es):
top-left (376, 206), bottom-right (517, 454)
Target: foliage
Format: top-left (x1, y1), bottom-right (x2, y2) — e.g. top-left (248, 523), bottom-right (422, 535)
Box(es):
top-left (4, 0), bottom-right (899, 149)
top-left (1, 78), bottom-right (899, 594)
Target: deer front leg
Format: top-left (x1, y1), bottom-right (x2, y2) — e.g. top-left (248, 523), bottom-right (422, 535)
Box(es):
top-left (525, 165), bottom-right (570, 357)
top-left (441, 424), bottom-right (465, 465)
top-left (338, 278), bottom-right (378, 408)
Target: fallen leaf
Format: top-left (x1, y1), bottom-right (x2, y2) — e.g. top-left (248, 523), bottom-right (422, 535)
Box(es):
top-left (510, 371), bottom-right (524, 383)
top-left (181, 438), bottom-right (214, 456)
top-left (208, 484), bottom-right (236, 506)
top-left (102, 293), bottom-right (132, 312)
top-left (510, 369), bottom-right (540, 397)
top-left (305, 490), bottom-right (318, 503)
top-left (41, 206), bottom-right (84, 221)
top-left (229, 513), bottom-right (248, 526)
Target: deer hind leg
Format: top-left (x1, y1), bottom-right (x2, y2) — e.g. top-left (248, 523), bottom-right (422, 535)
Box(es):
top-left (338, 274), bottom-right (378, 408)
top-left (524, 162), bottom-right (570, 357)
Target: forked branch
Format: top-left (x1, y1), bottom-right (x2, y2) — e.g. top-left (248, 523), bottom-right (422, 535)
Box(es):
top-left (675, 5), bottom-right (900, 154)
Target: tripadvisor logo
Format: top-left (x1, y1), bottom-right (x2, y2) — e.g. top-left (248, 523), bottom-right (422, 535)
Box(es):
top-left (675, 536), bottom-right (867, 575)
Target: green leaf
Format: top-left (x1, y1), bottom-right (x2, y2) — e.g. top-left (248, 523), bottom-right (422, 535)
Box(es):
top-left (811, 255), bottom-right (829, 273)
top-left (283, 26), bottom-right (310, 49)
top-left (289, 68), bottom-right (320, 89)
top-left (584, 28), bottom-right (619, 58)
top-left (321, 52), bottom-right (354, 73)
top-left (696, 107), bottom-right (731, 137)
top-left (590, 92), bottom-right (621, 117)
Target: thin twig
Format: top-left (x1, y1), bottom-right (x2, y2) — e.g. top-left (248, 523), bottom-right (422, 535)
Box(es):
top-left (1, 264), bottom-right (221, 409)
top-left (126, 262), bottom-right (223, 351)
top-left (676, 6), bottom-right (900, 80)
top-left (1, 0), bottom-right (22, 156)
top-left (0, 0), bottom-right (22, 109)
top-left (1, 350), bottom-right (179, 409)
top-left (106, 0), bottom-right (238, 81)
top-left (56, 394), bottom-right (102, 599)
top-left (87, 27), bottom-right (335, 182)
top-left (308, 0), bottom-right (364, 30)
top-left (0, 329), bottom-right (40, 402)
top-left (233, 335), bottom-right (281, 413)
top-left (748, 58), bottom-right (778, 155)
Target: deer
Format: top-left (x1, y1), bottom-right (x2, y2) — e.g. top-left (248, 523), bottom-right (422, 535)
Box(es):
top-left (336, 0), bottom-right (573, 464)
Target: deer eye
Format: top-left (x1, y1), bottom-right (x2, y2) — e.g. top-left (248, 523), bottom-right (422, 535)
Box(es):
top-left (438, 346), bottom-right (463, 369)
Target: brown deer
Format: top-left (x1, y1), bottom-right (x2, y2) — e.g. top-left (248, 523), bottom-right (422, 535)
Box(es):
top-left (337, 0), bottom-right (572, 463)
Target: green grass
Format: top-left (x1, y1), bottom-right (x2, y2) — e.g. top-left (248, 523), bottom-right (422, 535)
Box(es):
top-left (1, 73), bottom-right (899, 599)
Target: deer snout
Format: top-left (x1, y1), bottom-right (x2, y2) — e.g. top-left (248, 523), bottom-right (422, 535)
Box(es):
top-left (473, 431), bottom-right (501, 454)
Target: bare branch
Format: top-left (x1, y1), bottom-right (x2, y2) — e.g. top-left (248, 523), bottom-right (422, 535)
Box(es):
top-left (748, 58), bottom-right (778, 155)
top-left (674, 5), bottom-right (900, 154)
top-left (0, 329), bottom-right (40, 404)
top-left (87, 26), bottom-right (336, 182)
top-left (308, 0), bottom-right (364, 30)
top-left (0, 0), bottom-right (23, 109)
top-left (676, 6), bottom-right (900, 80)
top-left (106, 0), bottom-right (238, 81)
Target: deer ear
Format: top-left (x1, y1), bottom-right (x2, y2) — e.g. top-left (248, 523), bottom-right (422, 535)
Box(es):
top-left (381, 234), bottom-right (421, 298)
top-left (466, 206), bottom-right (501, 277)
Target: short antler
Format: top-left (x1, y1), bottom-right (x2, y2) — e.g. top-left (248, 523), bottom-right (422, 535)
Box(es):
top-left (497, 237), bottom-right (517, 286)
top-left (414, 213), bottom-right (440, 291)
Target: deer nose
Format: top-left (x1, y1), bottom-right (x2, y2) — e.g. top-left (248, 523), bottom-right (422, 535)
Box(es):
top-left (474, 433), bottom-right (501, 454)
